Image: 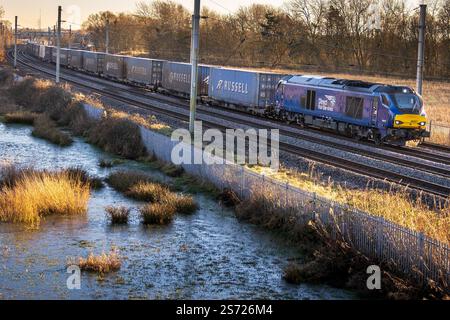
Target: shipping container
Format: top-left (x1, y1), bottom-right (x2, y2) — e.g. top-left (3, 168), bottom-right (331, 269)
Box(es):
top-left (161, 61), bottom-right (210, 96)
top-left (83, 51), bottom-right (105, 74)
top-left (51, 48), bottom-right (69, 66)
top-left (44, 46), bottom-right (53, 62)
top-left (125, 57), bottom-right (164, 87)
top-left (208, 67), bottom-right (283, 108)
top-left (33, 44), bottom-right (39, 57)
top-left (38, 45), bottom-right (46, 60)
top-left (68, 50), bottom-right (84, 69)
top-left (104, 54), bottom-right (126, 80)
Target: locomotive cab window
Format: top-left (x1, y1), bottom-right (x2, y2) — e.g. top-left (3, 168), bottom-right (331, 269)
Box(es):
top-left (345, 96), bottom-right (364, 119)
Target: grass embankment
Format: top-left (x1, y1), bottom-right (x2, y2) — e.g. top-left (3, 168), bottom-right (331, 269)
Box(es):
top-left (0, 165), bottom-right (91, 227)
top-left (233, 188), bottom-right (449, 300)
top-left (248, 165), bottom-right (450, 245)
top-left (107, 170), bottom-right (198, 225)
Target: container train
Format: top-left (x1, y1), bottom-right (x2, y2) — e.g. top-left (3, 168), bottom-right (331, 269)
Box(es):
top-left (25, 43), bottom-right (430, 146)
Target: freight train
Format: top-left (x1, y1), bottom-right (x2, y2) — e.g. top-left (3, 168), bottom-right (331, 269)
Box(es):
top-left (25, 43), bottom-right (430, 146)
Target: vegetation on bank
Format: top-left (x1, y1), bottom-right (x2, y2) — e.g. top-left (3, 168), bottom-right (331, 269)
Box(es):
top-left (248, 165), bottom-right (450, 245)
top-left (0, 166), bottom-right (91, 227)
top-left (233, 188), bottom-right (449, 299)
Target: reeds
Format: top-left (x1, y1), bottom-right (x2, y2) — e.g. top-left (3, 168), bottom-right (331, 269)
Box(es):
top-left (105, 206), bottom-right (130, 224)
top-left (0, 166), bottom-right (91, 227)
top-left (140, 202), bottom-right (176, 225)
top-left (71, 249), bottom-right (121, 274)
top-left (2, 111), bottom-right (37, 125)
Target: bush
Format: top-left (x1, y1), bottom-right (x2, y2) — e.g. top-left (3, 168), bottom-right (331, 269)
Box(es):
top-left (8, 78), bottom-right (40, 108)
top-left (35, 85), bottom-right (72, 119)
top-left (63, 167), bottom-right (104, 190)
top-left (105, 206), bottom-right (130, 224)
top-left (99, 159), bottom-right (114, 168)
top-left (140, 202), bottom-right (176, 225)
top-left (0, 68), bottom-right (14, 87)
top-left (32, 114), bottom-right (73, 146)
top-left (88, 115), bottom-right (146, 159)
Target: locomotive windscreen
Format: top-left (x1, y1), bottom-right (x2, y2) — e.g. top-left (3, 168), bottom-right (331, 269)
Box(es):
top-left (389, 93), bottom-right (422, 114)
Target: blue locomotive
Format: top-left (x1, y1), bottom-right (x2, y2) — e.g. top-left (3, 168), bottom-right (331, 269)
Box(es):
top-left (273, 75), bottom-right (429, 145)
top-left (25, 42), bottom-right (430, 146)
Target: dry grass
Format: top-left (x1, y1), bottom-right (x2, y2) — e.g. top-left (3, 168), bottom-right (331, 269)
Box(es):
top-left (0, 166), bottom-right (91, 227)
top-left (105, 206), bottom-right (130, 224)
top-left (32, 114), bottom-right (73, 147)
top-left (126, 182), bottom-right (171, 202)
top-left (166, 194), bottom-right (198, 215)
top-left (107, 170), bottom-right (153, 193)
top-left (2, 111), bottom-right (37, 125)
top-left (248, 165), bottom-right (450, 244)
top-left (140, 202), bottom-right (176, 225)
top-left (71, 249), bottom-right (121, 274)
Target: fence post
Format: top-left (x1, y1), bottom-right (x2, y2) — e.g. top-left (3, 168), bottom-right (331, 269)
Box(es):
top-left (312, 192), bottom-right (317, 220)
top-left (418, 232), bottom-right (425, 283)
top-left (241, 166), bottom-right (245, 199)
top-left (285, 182), bottom-right (289, 207)
top-left (376, 217), bottom-right (384, 260)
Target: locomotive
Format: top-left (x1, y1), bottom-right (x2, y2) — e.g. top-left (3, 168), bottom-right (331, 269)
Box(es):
top-left (25, 43), bottom-right (430, 146)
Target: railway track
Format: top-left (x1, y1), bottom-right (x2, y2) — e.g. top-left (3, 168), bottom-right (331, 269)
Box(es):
top-left (8, 49), bottom-right (450, 198)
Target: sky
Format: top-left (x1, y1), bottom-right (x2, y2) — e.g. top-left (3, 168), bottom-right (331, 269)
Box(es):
top-left (0, 0), bottom-right (286, 29)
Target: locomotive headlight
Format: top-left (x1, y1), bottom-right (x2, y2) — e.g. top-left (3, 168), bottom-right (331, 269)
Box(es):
top-left (395, 120), bottom-right (403, 125)
top-left (419, 121), bottom-right (426, 126)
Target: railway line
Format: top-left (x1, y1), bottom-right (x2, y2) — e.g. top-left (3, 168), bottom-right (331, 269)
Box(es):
top-left (7, 49), bottom-right (450, 198)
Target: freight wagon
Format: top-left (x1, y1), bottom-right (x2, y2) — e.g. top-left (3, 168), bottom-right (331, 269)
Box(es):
top-left (38, 45), bottom-right (46, 60)
top-left (125, 57), bottom-right (164, 88)
top-left (104, 54), bottom-right (126, 80)
top-left (208, 67), bottom-right (284, 112)
top-left (68, 50), bottom-right (84, 70)
top-left (51, 48), bottom-right (69, 66)
top-left (83, 51), bottom-right (106, 75)
top-left (44, 46), bottom-right (53, 62)
top-left (161, 61), bottom-right (210, 97)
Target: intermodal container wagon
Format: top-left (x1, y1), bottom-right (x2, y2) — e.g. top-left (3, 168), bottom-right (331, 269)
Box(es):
top-left (51, 48), bottom-right (69, 66)
top-left (38, 45), bottom-right (45, 60)
top-left (83, 51), bottom-right (105, 74)
top-left (104, 54), bottom-right (126, 80)
top-left (161, 61), bottom-right (210, 96)
top-left (125, 57), bottom-right (164, 87)
top-left (208, 67), bottom-right (284, 108)
top-left (68, 50), bottom-right (83, 69)
top-left (44, 46), bottom-right (53, 62)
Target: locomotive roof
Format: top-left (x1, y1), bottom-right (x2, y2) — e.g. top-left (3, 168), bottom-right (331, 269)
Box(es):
top-left (285, 75), bottom-right (398, 93)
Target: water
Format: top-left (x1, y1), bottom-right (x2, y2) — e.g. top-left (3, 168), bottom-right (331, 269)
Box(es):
top-left (0, 122), bottom-right (356, 300)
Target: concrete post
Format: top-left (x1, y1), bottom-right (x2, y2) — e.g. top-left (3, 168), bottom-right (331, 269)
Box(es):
top-left (56, 6), bottom-right (62, 83)
top-left (416, 4), bottom-right (426, 95)
top-left (189, 0), bottom-right (201, 134)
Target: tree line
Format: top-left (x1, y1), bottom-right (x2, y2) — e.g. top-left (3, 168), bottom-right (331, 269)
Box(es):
top-left (82, 0), bottom-right (449, 79)
top-left (0, 6), bottom-right (14, 62)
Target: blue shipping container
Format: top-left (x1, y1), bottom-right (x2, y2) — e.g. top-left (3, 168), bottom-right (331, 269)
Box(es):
top-left (208, 68), bottom-right (284, 108)
top-left (161, 62), bottom-right (210, 96)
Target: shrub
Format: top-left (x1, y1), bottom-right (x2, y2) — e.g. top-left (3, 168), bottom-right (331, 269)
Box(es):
top-left (0, 167), bottom-right (91, 227)
top-left (35, 85), bottom-right (72, 119)
top-left (87, 115), bottom-right (146, 159)
top-left (161, 164), bottom-right (184, 177)
top-left (105, 206), bottom-right (130, 224)
top-left (32, 114), bottom-right (73, 146)
top-left (126, 182), bottom-right (171, 202)
top-left (0, 68), bottom-right (14, 87)
top-left (8, 78), bottom-right (39, 108)
top-left (3, 111), bottom-right (37, 125)
top-left (57, 100), bottom-right (94, 135)
top-left (217, 188), bottom-right (241, 207)
top-left (140, 202), bottom-right (176, 225)
top-left (63, 167), bottom-right (104, 190)
top-left (71, 249), bottom-right (121, 274)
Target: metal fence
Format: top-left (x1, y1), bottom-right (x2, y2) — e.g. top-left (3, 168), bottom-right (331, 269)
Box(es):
top-left (428, 121), bottom-right (450, 146)
top-left (137, 125), bottom-right (449, 289)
